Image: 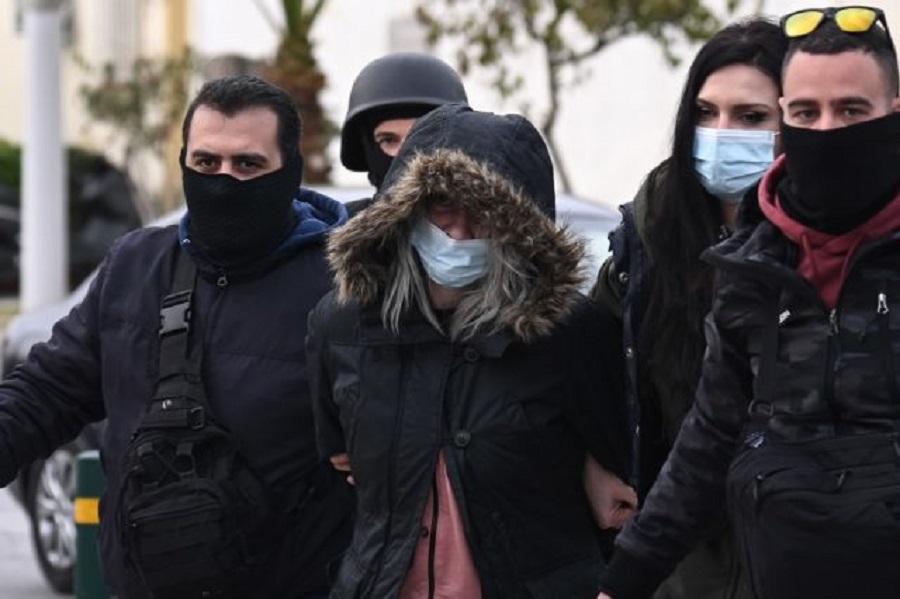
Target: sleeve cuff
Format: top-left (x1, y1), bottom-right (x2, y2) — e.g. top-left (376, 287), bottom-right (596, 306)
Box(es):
top-left (598, 548), bottom-right (673, 599)
top-left (316, 433), bottom-right (346, 461)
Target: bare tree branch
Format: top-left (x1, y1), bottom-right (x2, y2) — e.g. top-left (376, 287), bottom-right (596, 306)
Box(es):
top-left (251, 0), bottom-right (281, 34)
top-left (416, 0), bottom-right (761, 194)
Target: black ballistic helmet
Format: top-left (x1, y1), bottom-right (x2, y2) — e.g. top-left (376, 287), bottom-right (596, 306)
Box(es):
top-left (340, 52), bottom-right (469, 172)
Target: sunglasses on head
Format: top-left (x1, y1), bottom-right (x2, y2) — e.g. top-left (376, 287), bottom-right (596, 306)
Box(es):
top-left (781, 6), bottom-right (895, 54)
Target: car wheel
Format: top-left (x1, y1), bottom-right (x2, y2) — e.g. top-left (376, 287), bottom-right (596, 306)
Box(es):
top-left (26, 439), bottom-right (89, 593)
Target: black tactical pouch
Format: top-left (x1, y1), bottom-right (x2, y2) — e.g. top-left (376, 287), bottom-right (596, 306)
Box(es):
top-left (727, 300), bottom-right (900, 599)
top-left (728, 430), bottom-right (900, 599)
top-left (117, 251), bottom-right (272, 598)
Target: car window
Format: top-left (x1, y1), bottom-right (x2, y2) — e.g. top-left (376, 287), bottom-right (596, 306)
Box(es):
top-left (581, 228), bottom-right (613, 281)
top-left (556, 194), bottom-right (617, 292)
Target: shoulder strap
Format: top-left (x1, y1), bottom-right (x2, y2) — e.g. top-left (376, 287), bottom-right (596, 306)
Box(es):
top-left (746, 288), bottom-right (782, 434)
top-left (149, 249), bottom-right (211, 427)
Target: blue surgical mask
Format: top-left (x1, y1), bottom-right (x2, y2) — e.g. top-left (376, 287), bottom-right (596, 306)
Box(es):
top-left (693, 127), bottom-right (777, 204)
top-left (409, 219), bottom-right (489, 288)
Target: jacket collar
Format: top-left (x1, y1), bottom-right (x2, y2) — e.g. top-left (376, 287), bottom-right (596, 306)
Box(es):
top-left (178, 188), bottom-right (346, 282)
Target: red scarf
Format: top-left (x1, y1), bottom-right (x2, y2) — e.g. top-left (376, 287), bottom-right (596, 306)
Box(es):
top-left (759, 154), bottom-right (900, 308)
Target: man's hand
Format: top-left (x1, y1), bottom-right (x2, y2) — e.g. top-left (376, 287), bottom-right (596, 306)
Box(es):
top-left (329, 452), bottom-right (355, 485)
top-left (583, 455), bottom-right (638, 529)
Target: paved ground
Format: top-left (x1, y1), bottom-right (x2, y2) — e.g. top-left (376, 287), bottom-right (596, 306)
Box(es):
top-left (0, 301), bottom-right (71, 597)
top-left (1, 293), bottom-right (119, 598)
top-left (0, 489), bottom-right (63, 598)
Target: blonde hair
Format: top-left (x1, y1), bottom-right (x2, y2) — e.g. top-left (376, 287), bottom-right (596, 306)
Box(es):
top-left (381, 220), bottom-right (539, 341)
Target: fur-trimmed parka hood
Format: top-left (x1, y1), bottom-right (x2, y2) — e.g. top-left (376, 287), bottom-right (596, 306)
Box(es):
top-left (327, 103), bottom-right (586, 342)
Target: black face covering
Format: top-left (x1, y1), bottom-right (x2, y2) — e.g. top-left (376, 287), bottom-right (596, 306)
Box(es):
top-left (361, 104), bottom-right (434, 190)
top-left (181, 154), bottom-right (302, 266)
top-left (779, 111), bottom-right (900, 235)
top-left (361, 135), bottom-right (394, 190)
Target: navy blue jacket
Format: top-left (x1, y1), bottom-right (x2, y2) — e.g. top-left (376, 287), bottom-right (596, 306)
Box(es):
top-left (0, 189), bottom-right (354, 598)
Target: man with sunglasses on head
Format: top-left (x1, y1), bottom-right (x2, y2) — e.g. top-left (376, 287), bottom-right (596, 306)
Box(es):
top-left (598, 7), bottom-right (900, 599)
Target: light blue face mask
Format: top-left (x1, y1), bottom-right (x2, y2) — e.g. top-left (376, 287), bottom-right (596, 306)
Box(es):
top-left (409, 218), bottom-right (489, 288)
top-left (693, 126), bottom-right (777, 204)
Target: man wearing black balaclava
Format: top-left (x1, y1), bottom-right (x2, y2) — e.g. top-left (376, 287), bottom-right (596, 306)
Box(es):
top-left (339, 52), bottom-right (469, 217)
top-left (0, 75), bottom-right (354, 599)
top-left (599, 9), bottom-right (900, 599)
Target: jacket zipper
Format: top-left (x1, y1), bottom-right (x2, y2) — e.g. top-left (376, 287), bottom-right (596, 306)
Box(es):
top-left (820, 239), bottom-right (900, 429)
top-left (876, 289), bottom-right (900, 404)
top-left (824, 308), bottom-right (840, 428)
top-left (621, 212), bottom-right (644, 491)
top-left (752, 464), bottom-right (895, 510)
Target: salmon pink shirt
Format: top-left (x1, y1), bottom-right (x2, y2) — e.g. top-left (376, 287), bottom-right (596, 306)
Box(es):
top-left (399, 451), bottom-right (482, 598)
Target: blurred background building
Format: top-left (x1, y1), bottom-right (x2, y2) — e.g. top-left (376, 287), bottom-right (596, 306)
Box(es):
top-left (1, 0), bottom-right (898, 212)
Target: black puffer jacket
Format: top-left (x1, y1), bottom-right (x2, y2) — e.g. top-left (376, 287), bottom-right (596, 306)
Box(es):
top-left (592, 161), bottom-right (686, 497)
top-left (593, 161), bottom-right (751, 599)
top-left (307, 104), bottom-right (629, 599)
top-left (601, 169), bottom-right (900, 597)
top-left (0, 190), bottom-right (355, 598)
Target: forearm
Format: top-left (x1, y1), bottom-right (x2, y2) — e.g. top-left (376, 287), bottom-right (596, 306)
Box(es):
top-left (598, 545), bottom-right (673, 599)
top-left (584, 455), bottom-right (637, 530)
top-left (0, 308), bottom-right (104, 485)
top-left (600, 406), bottom-right (735, 594)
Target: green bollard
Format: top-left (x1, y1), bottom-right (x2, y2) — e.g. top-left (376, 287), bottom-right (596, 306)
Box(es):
top-left (75, 450), bottom-right (111, 599)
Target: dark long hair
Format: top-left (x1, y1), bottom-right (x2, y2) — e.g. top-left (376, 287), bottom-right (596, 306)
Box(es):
top-left (640, 17), bottom-right (787, 438)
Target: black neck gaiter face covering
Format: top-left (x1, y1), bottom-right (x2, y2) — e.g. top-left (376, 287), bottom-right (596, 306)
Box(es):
top-left (181, 153), bottom-right (302, 267)
top-left (361, 135), bottom-right (394, 190)
top-left (778, 111), bottom-right (900, 235)
top-left (360, 104), bottom-right (434, 190)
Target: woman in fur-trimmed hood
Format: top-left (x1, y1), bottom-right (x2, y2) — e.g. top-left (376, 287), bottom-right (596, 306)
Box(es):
top-left (306, 103), bottom-right (630, 599)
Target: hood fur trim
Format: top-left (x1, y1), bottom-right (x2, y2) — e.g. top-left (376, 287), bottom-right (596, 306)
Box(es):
top-left (328, 149), bottom-right (586, 342)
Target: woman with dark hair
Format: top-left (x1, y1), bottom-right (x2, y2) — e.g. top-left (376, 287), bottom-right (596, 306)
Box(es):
top-left (587, 17), bottom-right (788, 599)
